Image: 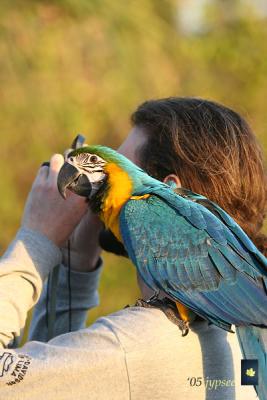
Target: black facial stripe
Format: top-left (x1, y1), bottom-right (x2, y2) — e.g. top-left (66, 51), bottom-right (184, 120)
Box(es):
top-left (83, 163), bottom-right (105, 168)
top-left (79, 166), bottom-right (104, 174)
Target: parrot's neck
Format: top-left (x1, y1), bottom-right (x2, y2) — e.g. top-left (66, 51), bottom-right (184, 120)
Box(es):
top-left (99, 163), bottom-right (133, 240)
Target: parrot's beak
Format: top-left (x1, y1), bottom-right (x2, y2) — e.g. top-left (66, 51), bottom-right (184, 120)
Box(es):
top-left (57, 162), bottom-right (92, 199)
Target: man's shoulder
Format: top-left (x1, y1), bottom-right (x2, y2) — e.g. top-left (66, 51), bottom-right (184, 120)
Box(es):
top-left (91, 306), bottom-right (175, 347)
top-left (90, 305), bottom-right (217, 353)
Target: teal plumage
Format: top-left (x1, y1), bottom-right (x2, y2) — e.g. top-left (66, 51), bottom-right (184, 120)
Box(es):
top-left (120, 191), bottom-right (267, 325)
top-left (58, 145), bottom-right (267, 399)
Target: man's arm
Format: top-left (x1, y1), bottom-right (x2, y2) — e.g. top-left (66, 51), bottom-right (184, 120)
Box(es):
top-left (0, 154), bottom-right (129, 397)
top-left (0, 308), bottom-right (130, 399)
top-left (28, 261), bottom-right (103, 341)
top-left (28, 157), bottom-right (104, 342)
top-left (0, 154), bottom-right (88, 348)
top-left (0, 228), bottom-right (61, 348)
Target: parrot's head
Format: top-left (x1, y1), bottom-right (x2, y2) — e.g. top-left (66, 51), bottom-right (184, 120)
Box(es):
top-left (57, 145), bottom-right (147, 210)
top-left (57, 146), bottom-right (108, 200)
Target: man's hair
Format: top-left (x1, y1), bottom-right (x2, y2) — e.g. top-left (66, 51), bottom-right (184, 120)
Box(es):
top-left (131, 97), bottom-right (267, 256)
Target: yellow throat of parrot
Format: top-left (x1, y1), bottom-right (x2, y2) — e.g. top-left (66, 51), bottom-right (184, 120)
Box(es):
top-left (100, 162), bottom-right (150, 241)
top-left (100, 163), bottom-right (133, 240)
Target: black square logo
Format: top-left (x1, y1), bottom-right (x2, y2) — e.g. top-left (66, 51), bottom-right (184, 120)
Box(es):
top-left (241, 359), bottom-right (258, 385)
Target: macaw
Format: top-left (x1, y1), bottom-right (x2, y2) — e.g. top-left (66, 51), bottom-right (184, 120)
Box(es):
top-left (57, 145), bottom-right (267, 399)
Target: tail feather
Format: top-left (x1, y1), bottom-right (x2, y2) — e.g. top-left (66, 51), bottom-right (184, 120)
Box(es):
top-left (236, 326), bottom-right (267, 400)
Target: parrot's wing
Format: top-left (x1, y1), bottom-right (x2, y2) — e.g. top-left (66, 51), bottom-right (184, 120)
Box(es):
top-left (174, 187), bottom-right (267, 270)
top-left (120, 195), bottom-right (267, 330)
top-left (173, 186), bottom-right (267, 291)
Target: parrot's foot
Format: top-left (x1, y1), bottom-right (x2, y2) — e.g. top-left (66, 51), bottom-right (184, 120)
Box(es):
top-left (126, 297), bottom-right (189, 337)
top-left (146, 290), bottom-right (160, 303)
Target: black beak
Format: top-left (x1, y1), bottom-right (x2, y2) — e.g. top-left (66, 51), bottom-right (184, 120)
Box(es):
top-left (57, 162), bottom-right (92, 199)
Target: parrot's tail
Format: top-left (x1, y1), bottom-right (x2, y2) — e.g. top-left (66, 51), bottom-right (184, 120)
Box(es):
top-left (236, 326), bottom-right (267, 400)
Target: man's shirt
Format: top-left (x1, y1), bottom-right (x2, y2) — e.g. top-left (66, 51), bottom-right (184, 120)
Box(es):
top-left (0, 228), bottom-right (257, 399)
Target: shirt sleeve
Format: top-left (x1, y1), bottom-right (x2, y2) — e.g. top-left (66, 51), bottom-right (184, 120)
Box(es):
top-left (0, 228), bottom-right (62, 349)
top-left (0, 229), bottom-right (129, 399)
top-left (28, 260), bottom-right (103, 342)
top-left (0, 316), bottom-right (129, 400)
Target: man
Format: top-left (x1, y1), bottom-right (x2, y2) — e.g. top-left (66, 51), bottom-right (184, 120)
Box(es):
top-left (0, 99), bottom-right (259, 399)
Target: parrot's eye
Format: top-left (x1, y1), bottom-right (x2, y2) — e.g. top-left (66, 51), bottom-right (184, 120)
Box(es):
top-left (89, 155), bottom-right (98, 163)
top-left (69, 157), bottom-right (74, 162)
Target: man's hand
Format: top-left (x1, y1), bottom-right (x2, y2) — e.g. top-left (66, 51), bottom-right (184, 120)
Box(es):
top-left (22, 154), bottom-right (88, 247)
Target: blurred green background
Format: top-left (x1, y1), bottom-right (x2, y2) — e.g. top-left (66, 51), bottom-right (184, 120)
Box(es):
top-left (0, 0), bottom-right (266, 332)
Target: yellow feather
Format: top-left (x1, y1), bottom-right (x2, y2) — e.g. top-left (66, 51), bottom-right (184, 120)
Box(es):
top-left (176, 302), bottom-right (191, 322)
top-left (100, 163), bottom-right (133, 241)
top-left (130, 194), bottom-right (150, 201)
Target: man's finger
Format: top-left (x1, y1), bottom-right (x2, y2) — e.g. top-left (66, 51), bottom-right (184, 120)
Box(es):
top-left (39, 165), bottom-right (49, 178)
top-left (31, 164), bottom-right (49, 188)
top-left (41, 161), bottom-right (50, 167)
top-left (48, 154), bottom-right (64, 185)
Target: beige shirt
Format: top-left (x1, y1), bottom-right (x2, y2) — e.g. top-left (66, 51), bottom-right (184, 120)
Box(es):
top-left (0, 228), bottom-right (257, 399)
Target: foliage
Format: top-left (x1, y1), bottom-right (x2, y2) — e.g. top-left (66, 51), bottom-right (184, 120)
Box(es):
top-left (0, 0), bottom-right (266, 326)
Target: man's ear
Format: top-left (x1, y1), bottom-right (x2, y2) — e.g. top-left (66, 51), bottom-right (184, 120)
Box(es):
top-left (163, 174), bottom-right (181, 188)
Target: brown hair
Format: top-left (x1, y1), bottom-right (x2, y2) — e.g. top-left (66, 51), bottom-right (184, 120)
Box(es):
top-left (131, 97), bottom-right (267, 256)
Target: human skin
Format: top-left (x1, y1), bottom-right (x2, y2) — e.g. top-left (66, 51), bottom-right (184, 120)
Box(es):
top-left (22, 154), bottom-right (88, 247)
top-left (22, 127), bottom-right (181, 297)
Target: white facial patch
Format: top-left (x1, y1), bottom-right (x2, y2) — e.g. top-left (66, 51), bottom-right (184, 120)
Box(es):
top-left (68, 152), bottom-right (107, 184)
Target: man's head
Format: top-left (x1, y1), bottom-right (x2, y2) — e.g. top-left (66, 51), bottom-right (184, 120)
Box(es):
top-left (120, 97), bottom-right (266, 255)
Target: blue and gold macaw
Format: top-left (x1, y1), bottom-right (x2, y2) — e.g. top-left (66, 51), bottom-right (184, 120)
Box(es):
top-left (58, 145), bottom-right (267, 399)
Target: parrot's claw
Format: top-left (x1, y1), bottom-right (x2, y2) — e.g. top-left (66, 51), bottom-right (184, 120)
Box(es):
top-left (146, 290), bottom-right (160, 303)
top-left (126, 297), bottom-right (190, 337)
